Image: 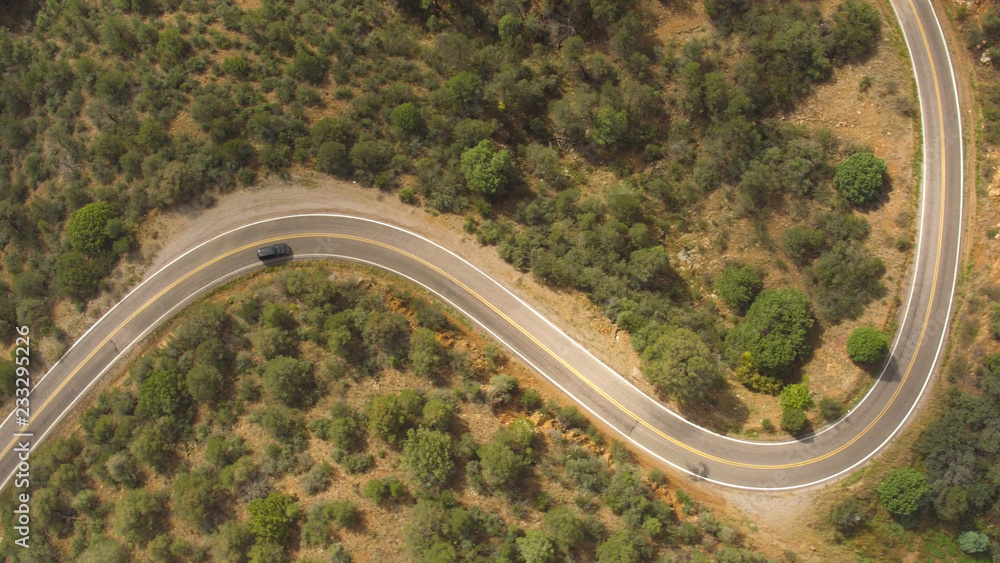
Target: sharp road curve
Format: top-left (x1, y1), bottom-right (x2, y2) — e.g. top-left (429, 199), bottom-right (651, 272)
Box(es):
top-left (0, 0), bottom-right (963, 491)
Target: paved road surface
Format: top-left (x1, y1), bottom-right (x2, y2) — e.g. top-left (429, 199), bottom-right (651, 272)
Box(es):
top-left (0, 0), bottom-right (962, 491)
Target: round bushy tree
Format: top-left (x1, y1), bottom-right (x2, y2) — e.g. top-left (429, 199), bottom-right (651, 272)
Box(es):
top-left (641, 327), bottom-right (722, 404)
top-left (726, 289), bottom-right (815, 377)
top-left (248, 492), bottom-right (300, 545)
top-left (957, 531), bottom-right (989, 554)
top-left (833, 152), bottom-right (887, 205)
top-left (401, 428), bottom-right (454, 489)
top-left (780, 407), bottom-right (808, 435)
top-left (846, 326), bottom-right (889, 363)
top-left (779, 383), bottom-right (813, 411)
top-left (828, 0), bottom-right (882, 60)
top-left (390, 102), bottom-right (422, 133)
top-left (715, 263), bottom-right (763, 315)
top-left (460, 140), bottom-right (516, 200)
top-left (67, 201), bottom-right (114, 255)
top-left (876, 467), bottom-right (929, 517)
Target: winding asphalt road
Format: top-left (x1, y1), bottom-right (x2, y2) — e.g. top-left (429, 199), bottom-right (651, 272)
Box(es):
top-left (0, 0), bottom-right (963, 491)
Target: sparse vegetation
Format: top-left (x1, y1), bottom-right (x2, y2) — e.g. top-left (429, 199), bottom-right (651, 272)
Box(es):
top-left (0, 264), bottom-right (778, 560)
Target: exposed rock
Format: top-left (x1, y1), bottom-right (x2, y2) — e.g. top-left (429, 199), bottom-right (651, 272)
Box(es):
top-left (981, 51), bottom-right (992, 65)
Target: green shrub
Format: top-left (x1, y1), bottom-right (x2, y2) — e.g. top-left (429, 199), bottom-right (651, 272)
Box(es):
top-left (726, 289), bottom-right (814, 377)
top-left (780, 407), bottom-right (808, 435)
top-left (827, 0), bottom-right (882, 60)
top-left (390, 102), bottom-right (422, 133)
top-left (114, 489), bottom-right (166, 546)
top-left (248, 492), bottom-right (301, 544)
top-left (67, 202), bottom-right (114, 255)
top-left (487, 374), bottom-right (519, 406)
top-left (363, 477), bottom-right (406, 505)
top-left (957, 530), bottom-right (989, 554)
top-left (521, 389), bottom-right (543, 411)
top-left (846, 326), bottom-right (889, 363)
top-left (987, 303), bottom-right (1000, 339)
top-left (779, 383), bottom-right (813, 410)
top-left (262, 356), bottom-right (315, 408)
top-left (733, 352), bottom-right (782, 395)
top-left (818, 398), bottom-right (844, 422)
top-left (641, 327), bottom-right (722, 403)
top-left (782, 226), bottom-right (826, 266)
top-left (811, 242), bottom-right (886, 322)
top-left (833, 152), bottom-right (887, 205)
top-left (876, 467), bottom-right (929, 516)
top-left (401, 428), bottom-right (455, 489)
top-left (301, 463), bottom-right (334, 495)
top-left (333, 451), bottom-right (375, 474)
top-left (715, 263), bottom-right (763, 315)
top-left (461, 140), bottom-right (517, 200)
top-left (829, 496), bottom-right (865, 535)
top-left (556, 405), bottom-right (588, 429)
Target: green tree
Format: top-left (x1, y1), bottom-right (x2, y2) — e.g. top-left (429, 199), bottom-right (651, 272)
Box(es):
top-left (316, 141), bottom-right (349, 176)
top-left (447, 71), bottom-right (483, 116)
top-left (877, 467), bottom-right (929, 517)
top-left (422, 397), bottom-right (456, 431)
top-left (517, 529), bottom-right (556, 563)
top-left (811, 241), bottom-right (886, 322)
top-left (262, 356), bottom-right (315, 408)
top-left (78, 536), bottom-right (128, 563)
top-left (409, 327), bottom-right (443, 377)
top-left (477, 417), bottom-right (535, 488)
top-left (829, 496), bottom-right (865, 537)
top-left (114, 489), bottom-right (165, 546)
top-left (833, 152), bottom-right (887, 205)
top-left (95, 70), bottom-right (131, 105)
top-left (390, 102), bottom-right (422, 133)
top-left (248, 492), bottom-right (301, 544)
top-left (185, 363), bottom-right (225, 403)
top-left (155, 27), bottom-right (189, 66)
top-left (288, 42), bottom-right (327, 84)
top-left (100, 14), bottom-right (138, 57)
top-left (726, 289), bottom-right (814, 377)
top-left (703, 0), bottom-right (748, 32)
top-left (55, 251), bottom-right (101, 299)
top-left (362, 311), bottom-right (410, 367)
top-left (136, 369), bottom-right (190, 420)
top-left (780, 407), bottom-right (808, 435)
top-left (212, 522), bottom-right (255, 562)
top-left (460, 140), bottom-right (517, 200)
top-left (543, 505), bottom-right (584, 554)
top-left (173, 468), bottom-right (220, 532)
top-left (401, 428), bottom-right (455, 489)
top-left (957, 531), bottom-right (989, 554)
top-left (67, 201), bottom-right (114, 255)
top-left (365, 390), bottom-right (424, 445)
top-left (627, 246), bottom-right (671, 290)
top-left (828, 0), bottom-right (882, 60)
top-left (715, 263), bottom-right (763, 315)
top-left (129, 417), bottom-right (178, 473)
top-left (590, 106), bottom-right (628, 148)
top-left (641, 327), bottom-right (722, 404)
top-left (595, 530), bottom-right (649, 563)
top-left (105, 452), bottom-right (142, 488)
top-left (846, 326), bottom-right (889, 363)
top-left (782, 225), bottom-right (826, 266)
top-left (779, 383), bottom-right (813, 410)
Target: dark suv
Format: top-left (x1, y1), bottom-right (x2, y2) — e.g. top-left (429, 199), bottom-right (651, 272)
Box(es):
top-left (257, 243), bottom-right (290, 260)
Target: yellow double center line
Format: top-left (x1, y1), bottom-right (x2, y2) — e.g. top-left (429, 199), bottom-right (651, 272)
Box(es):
top-left (1, 0), bottom-right (956, 476)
